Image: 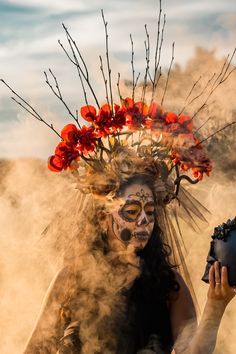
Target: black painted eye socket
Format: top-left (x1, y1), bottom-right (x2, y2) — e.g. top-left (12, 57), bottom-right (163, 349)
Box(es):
top-left (122, 206), bottom-right (141, 221)
top-left (126, 210), bottom-right (138, 215)
top-left (119, 202), bottom-right (155, 223)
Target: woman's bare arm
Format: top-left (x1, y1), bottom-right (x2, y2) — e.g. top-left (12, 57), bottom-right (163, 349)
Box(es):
top-left (172, 262), bottom-right (236, 354)
top-left (23, 267), bottom-right (69, 353)
top-left (169, 272), bottom-right (197, 353)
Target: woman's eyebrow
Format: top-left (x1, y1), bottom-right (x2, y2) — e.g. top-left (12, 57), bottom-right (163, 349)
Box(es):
top-left (123, 199), bottom-right (141, 206)
top-left (144, 201), bottom-right (155, 207)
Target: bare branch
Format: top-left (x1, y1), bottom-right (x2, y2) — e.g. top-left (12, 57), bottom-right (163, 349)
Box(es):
top-left (99, 55), bottom-right (110, 106)
top-left (1, 79), bottom-right (61, 138)
top-left (130, 34), bottom-right (135, 100)
top-left (193, 116), bottom-right (212, 134)
top-left (44, 69), bottom-right (81, 127)
top-left (60, 33), bottom-right (89, 108)
top-left (141, 24), bottom-right (150, 104)
top-left (151, 12), bottom-right (166, 102)
top-left (60, 24), bottom-right (100, 108)
top-left (134, 72), bottom-right (141, 92)
top-left (154, 0), bottom-right (162, 74)
top-left (161, 42), bottom-right (175, 106)
top-left (101, 10), bottom-right (113, 113)
top-left (184, 75), bottom-right (202, 103)
top-left (192, 48), bottom-right (236, 119)
top-left (62, 23), bottom-right (88, 79)
top-left (117, 72), bottom-right (123, 103)
top-left (197, 121), bottom-right (236, 145)
top-left (179, 73), bottom-right (215, 115)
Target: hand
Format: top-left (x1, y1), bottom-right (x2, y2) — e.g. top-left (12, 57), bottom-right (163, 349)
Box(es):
top-left (207, 261), bottom-right (236, 306)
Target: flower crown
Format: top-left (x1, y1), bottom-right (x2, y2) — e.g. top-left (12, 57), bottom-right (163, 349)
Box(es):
top-left (48, 97), bottom-right (212, 184)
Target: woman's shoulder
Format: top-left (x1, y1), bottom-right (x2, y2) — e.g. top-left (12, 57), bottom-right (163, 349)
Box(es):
top-left (169, 270), bottom-right (196, 321)
top-left (168, 271), bottom-right (197, 343)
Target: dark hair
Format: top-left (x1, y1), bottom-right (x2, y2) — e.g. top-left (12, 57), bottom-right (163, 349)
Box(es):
top-left (117, 174), bottom-right (180, 351)
top-left (122, 224), bottom-right (180, 351)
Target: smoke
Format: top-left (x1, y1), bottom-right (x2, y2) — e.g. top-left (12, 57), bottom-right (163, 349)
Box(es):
top-left (0, 48), bottom-right (236, 353)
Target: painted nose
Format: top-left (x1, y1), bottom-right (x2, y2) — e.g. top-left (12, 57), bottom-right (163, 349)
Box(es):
top-left (136, 211), bottom-right (149, 226)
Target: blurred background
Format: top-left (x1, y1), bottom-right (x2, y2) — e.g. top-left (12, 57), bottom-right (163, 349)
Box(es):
top-left (0, 0), bottom-right (236, 353)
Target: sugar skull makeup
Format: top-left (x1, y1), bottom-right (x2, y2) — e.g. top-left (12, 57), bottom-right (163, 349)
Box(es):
top-left (108, 183), bottom-right (155, 249)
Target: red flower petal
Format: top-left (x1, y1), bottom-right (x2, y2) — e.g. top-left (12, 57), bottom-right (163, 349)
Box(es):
top-left (148, 102), bottom-right (163, 118)
top-left (165, 112), bottom-right (178, 124)
top-left (55, 141), bottom-right (71, 156)
top-left (123, 97), bottom-right (134, 109)
top-left (178, 115), bottom-right (193, 131)
top-left (61, 124), bottom-right (79, 144)
top-left (80, 105), bottom-right (97, 122)
top-left (135, 101), bottom-right (149, 116)
top-left (99, 103), bottom-right (112, 114)
top-left (48, 155), bottom-right (63, 172)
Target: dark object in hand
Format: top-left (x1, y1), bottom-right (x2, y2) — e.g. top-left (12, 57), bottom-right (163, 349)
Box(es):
top-left (202, 217), bottom-right (236, 287)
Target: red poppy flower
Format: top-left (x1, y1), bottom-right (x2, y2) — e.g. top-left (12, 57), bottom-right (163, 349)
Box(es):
top-left (178, 115), bottom-right (193, 132)
top-left (124, 98), bottom-right (148, 130)
top-left (76, 125), bottom-right (97, 155)
top-left (61, 124), bottom-right (79, 145)
top-left (93, 103), bottom-right (113, 137)
top-left (55, 141), bottom-right (79, 169)
top-left (171, 141), bottom-right (212, 180)
top-left (111, 104), bottom-right (126, 131)
top-left (148, 102), bottom-right (163, 119)
top-left (123, 97), bottom-right (134, 109)
top-left (165, 112), bottom-right (178, 124)
top-left (80, 105), bottom-right (97, 122)
top-left (48, 155), bottom-right (64, 172)
top-left (145, 102), bottom-right (164, 130)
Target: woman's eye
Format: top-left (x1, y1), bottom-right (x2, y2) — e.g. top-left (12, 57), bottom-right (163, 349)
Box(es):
top-left (126, 210), bottom-right (138, 215)
top-left (145, 210), bottom-right (154, 216)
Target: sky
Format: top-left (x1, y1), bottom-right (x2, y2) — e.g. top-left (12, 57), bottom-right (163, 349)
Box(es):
top-left (0, 0), bottom-right (236, 158)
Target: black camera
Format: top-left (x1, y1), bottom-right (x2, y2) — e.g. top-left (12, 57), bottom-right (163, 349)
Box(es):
top-left (202, 218), bottom-right (236, 287)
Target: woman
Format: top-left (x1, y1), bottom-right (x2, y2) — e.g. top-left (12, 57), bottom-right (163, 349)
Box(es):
top-left (22, 148), bottom-right (235, 354)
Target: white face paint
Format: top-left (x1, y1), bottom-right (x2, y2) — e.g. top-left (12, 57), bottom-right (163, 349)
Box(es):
top-left (107, 183), bottom-right (155, 250)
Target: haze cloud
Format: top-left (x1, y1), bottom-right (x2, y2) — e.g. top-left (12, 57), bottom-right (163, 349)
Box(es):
top-left (0, 1), bottom-right (236, 353)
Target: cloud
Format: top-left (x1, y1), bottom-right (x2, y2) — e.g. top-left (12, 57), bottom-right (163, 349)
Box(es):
top-left (1, 0), bottom-right (236, 158)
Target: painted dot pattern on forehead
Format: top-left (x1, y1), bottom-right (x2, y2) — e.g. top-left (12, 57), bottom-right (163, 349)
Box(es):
top-left (128, 188), bottom-right (154, 203)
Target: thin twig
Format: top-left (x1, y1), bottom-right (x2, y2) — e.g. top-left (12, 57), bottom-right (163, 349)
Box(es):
top-left (151, 12), bottom-right (166, 103)
top-left (59, 24), bottom-right (100, 108)
top-left (130, 34), bottom-right (135, 101)
top-left (117, 72), bottom-right (123, 103)
top-left (59, 32), bottom-right (89, 108)
top-left (141, 24), bottom-right (150, 104)
top-left (161, 42), bottom-right (175, 106)
top-left (62, 23), bottom-right (88, 77)
top-left (197, 121), bottom-right (236, 145)
top-left (101, 10), bottom-right (113, 114)
top-left (193, 116), bottom-right (212, 134)
top-left (192, 48), bottom-right (236, 120)
top-left (185, 75), bottom-right (202, 102)
top-left (152, 0), bottom-right (162, 101)
top-left (99, 55), bottom-right (110, 106)
top-left (179, 73), bottom-right (215, 115)
top-left (44, 69), bottom-right (81, 127)
top-left (134, 72), bottom-right (141, 92)
top-left (1, 79), bottom-right (61, 138)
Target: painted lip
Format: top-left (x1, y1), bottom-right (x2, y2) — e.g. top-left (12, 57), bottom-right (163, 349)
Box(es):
top-left (134, 231), bottom-right (149, 240)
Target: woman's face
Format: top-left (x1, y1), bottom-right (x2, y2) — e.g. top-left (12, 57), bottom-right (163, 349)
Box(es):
top-left (107, 183), bottom-right (155, 250)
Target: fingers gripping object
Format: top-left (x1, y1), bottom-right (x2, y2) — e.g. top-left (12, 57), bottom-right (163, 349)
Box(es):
top-left (202, 218), bottom-right (236, 287)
